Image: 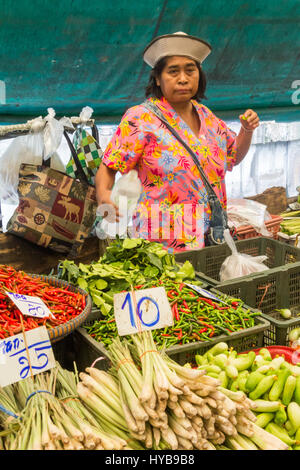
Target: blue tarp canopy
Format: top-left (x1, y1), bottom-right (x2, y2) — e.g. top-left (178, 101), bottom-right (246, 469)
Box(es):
top-left (0, 0), bottom-right (300, 123)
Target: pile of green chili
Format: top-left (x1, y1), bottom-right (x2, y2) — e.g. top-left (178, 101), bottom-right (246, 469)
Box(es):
top-left (84, 279), bottom-right (260, 349)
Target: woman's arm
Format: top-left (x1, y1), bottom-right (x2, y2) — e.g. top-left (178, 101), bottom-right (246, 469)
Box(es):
top-left (235, 109), bottom-right (260, 165)
top-left (95, 162), bottom-right (120, 221)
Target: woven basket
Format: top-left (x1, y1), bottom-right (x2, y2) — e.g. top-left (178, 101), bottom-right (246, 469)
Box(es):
top-left (29, 274), bottom-right (92, 343)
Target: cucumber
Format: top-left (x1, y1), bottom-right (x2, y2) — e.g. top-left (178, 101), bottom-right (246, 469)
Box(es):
top-left (287, 402), bottom-right (300, 431)
top-left (250, 399), bottom-right (281, 413)
top-left (282, 375), bottom-right (297, 406)
top-left (294, 375), bottom-right (300, 405)
top-left (203, 342), bottom-right (228, 358)
top-left (249, 374), bottom-right (277, 401)
top-left (255, 412), bottom-right (274, 428)
top-left (245, 371), bottom-right (265, 393)
top-left (269, 368), bottom-right (291, 401)
top-left (266, 422), bottom-right (296, 446)
top-left (274, 404), bottom-right (287, 426)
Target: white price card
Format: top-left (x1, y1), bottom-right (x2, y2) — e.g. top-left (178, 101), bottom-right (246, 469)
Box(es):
top-left (6, 292), bottom-right (55, 319)
top-left (0, 326), bottom-right (55, 387)
top-left (184, 283), bottom-right (228, 305)
top-left (114, 286), bottom-right (173, 336)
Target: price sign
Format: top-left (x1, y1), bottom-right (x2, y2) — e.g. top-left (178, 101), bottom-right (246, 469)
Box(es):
top-left (6, 292), bottom-right (55, 319)
top-left (185, 283), bottom-right (228, 305)
top-left (0, 326), bottom-right (55, 387)
top-left (114, 287), bottom-right (173, 336)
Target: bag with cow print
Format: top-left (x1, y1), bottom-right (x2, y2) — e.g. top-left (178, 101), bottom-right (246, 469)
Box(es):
top-left (6, 130), bottom-right (97, 256)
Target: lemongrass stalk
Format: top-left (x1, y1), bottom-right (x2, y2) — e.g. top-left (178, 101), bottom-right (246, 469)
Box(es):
top-left (117, 369), bottom-right (148, 421)
top-left (31, 405), bottom-right (43, 450)
top-left (118, 384), bottom-right (139, 433)
top-left (144, 422), bottom-right (153, 449)
top-left (177, 435), bottom-right (194, 450)
top-left (79, 372), bottom-right (124, 415)
top-left (168, 402), bottom-right (185, 419)
top-left (249, 422), bottom-right (289, 450)
top-left (44, 440), bottom-right (57, 450)
top-left (85, 368), bottom-right (120, 398)
top-left (225, 436), bottom-right (245, 450)
top-left (168, 414), bottom-right (195, 440)
top-left (160, 426), bottom-right (179, 450)
top-left (77, 382), bottom-right (128, 430)
top-left (235, 433), bottom-right (258, 450)
top-left (153, 426), bottom-right (161, 447)
top-left (70, 438), bottom-right (84, 450)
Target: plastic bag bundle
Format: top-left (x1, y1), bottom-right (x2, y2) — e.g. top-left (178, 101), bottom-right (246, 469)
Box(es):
top-left (95, 170), bottom-right (142, 239)
top-left (219, 229), bottom-right (269, 281)
top-left (227, 198), bottom-right (271, 236)
top-left (0, 130), bottom-right (44, 203)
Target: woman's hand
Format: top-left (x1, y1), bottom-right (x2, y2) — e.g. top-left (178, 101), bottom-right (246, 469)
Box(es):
top-left (239, 109), bottom-right (260, 132)
top-left (97, 189), bottom-right (121, 222)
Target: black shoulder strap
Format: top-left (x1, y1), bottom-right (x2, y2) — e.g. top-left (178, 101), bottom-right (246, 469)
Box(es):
top-left (63, 130), bottom-right (90, 185)
top-left (142, 100), bottom-right (221, 205)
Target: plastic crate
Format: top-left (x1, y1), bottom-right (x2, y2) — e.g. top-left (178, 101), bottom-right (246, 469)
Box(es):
top-left (235, 214), bottom-right (283, 240)
top-left (72, 305), bottom-right (270, 369)
top-left (175, 236), bottom-right (300, 286)
top-left (212, 263), bottom-right (300, 347)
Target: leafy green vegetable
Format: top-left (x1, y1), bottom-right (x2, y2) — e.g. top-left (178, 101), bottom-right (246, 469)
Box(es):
top-left (57, 238), bottom-right (196, 316)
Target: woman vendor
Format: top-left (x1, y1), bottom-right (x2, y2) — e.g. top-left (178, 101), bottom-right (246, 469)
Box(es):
top-left (95, 32), bottom-right (259, 252)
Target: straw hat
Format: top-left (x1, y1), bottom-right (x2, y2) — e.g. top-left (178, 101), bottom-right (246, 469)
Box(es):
top-left (143, 32), bottom-right (212, 68)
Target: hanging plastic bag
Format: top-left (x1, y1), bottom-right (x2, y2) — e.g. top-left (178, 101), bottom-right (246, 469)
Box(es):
top-left (95, 170), bottom-right (142, 239)
top-left (0, 122), bottom-right (44, 204)
top-left (219, 229), bottom-right (269, 281)
top-left (227, 198), bottom-right (272, 236)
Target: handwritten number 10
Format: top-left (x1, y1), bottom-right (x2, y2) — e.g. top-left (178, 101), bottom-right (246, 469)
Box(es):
top-left (121, 293), bottom-right (160, 328)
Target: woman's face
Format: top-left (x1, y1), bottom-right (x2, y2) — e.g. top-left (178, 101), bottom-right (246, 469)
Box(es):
top-left (156, 56), bottom-right (200, 105)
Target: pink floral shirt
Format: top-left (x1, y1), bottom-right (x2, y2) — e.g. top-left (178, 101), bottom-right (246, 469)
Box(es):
top-left (102, 97), bottom-right (237, 252)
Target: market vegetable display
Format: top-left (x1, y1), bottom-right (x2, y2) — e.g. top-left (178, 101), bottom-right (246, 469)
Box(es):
top-left (77, 331), bottom-right (288, 450)
top-left (58, 238), bottom-right (196, 318)
top-left (0, 265), bottom-right (87, 339)
top-left (85, 280), bottom-right (259, 349)
top-left (280, 210), bottom-right (300, 236)
top-left (194, 343), bottom-right (300, 449)
top-left (57, 237), bottom-right (260, 349)
top-left (0, 362), bottom-right (140, 450)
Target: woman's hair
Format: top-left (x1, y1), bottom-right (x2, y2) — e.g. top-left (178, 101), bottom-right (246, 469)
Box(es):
top-left (145, 56), bottom-right (207, 101)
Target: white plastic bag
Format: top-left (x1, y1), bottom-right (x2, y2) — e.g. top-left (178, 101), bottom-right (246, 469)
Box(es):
top-left (0, 130), bottom-right (44, 203)
top-left (227, 198), bottom-right (272, 236)
top-left (96, 170), bottom-right (142, 239)
top-left (219, 229), bottom-right (269, 281)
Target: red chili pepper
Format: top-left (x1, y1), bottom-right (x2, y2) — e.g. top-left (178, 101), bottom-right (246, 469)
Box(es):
top-left (182, 300), bottom-right (189, 309)
top-left (179, 283), bottom-right (185, 291)
top-left (199, 327), bottom-right (208, 333)
top-left (172, 303), bottom-right (180, 321)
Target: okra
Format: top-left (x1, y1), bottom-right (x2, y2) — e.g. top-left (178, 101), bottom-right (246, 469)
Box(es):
top-left (249, 374), bottom-right (277, 401)
top-left (282, 375), bottom-right (297, 406)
